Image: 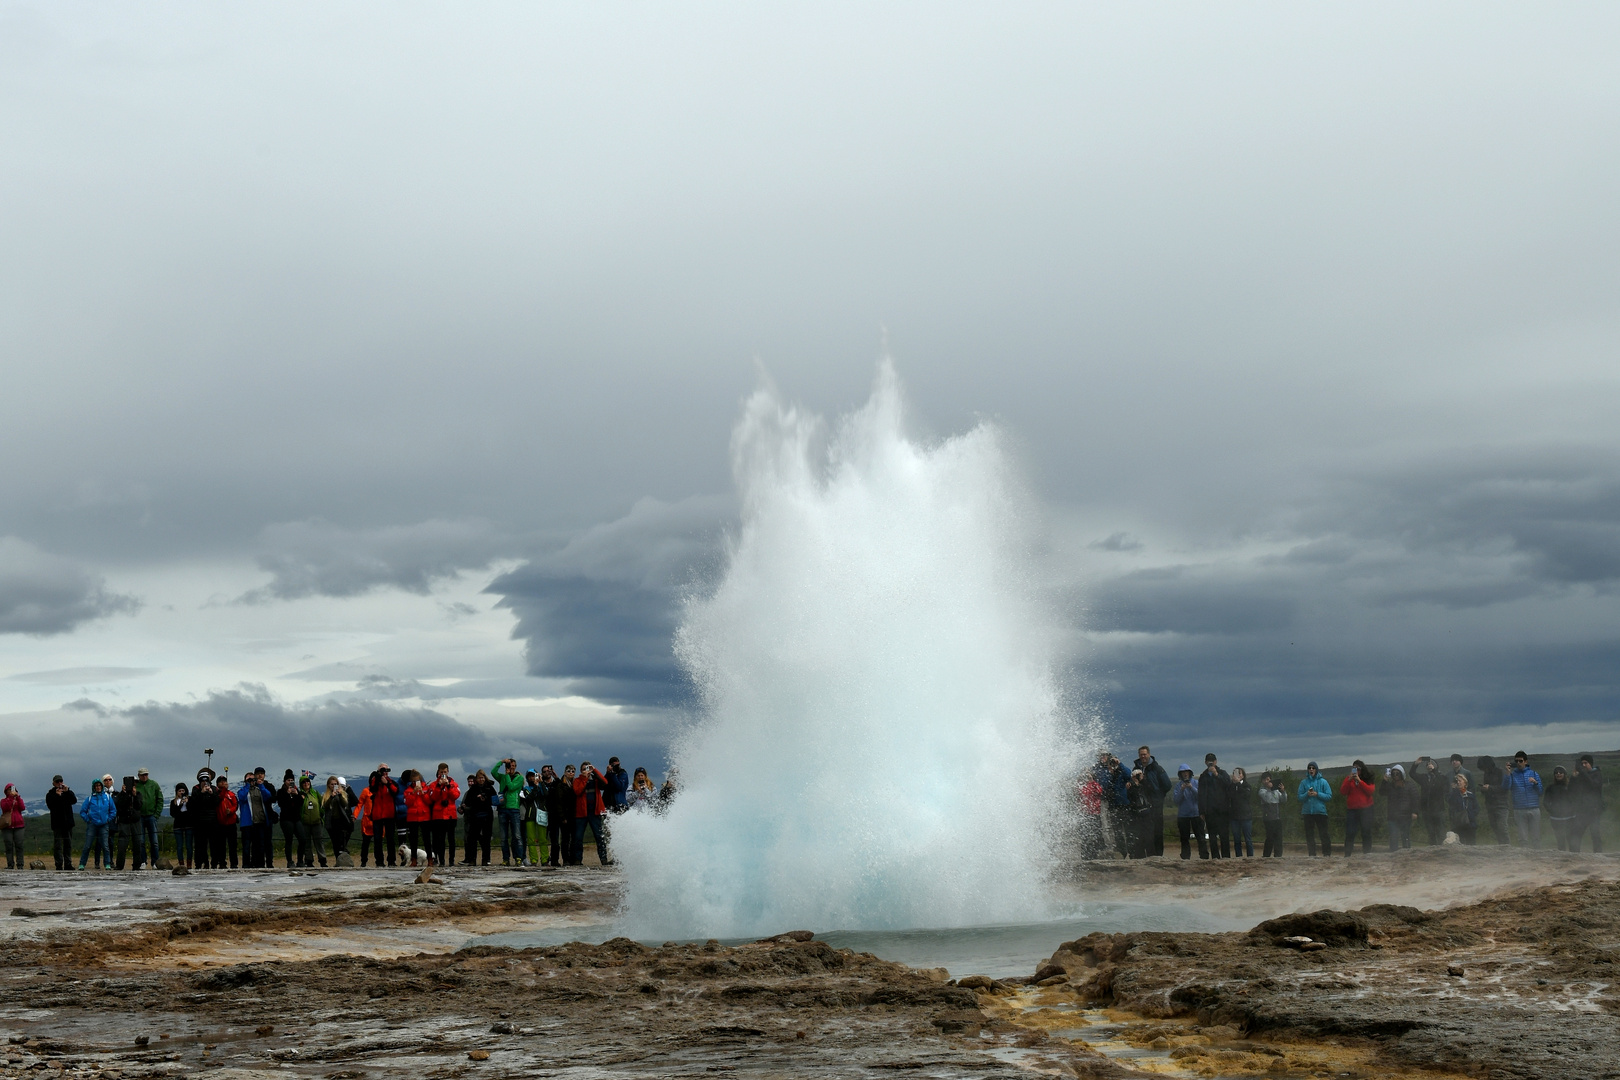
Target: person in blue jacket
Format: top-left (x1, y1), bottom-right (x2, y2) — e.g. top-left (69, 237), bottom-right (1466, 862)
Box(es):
top-left (1172, 765), bottom-right (1206, 860)
top-left (237, 768), bottom-right (278, 868)
top-left (1297, 762), bottom-right (1333, 857)
top-left (604, 757), bottom-right (631, 814)
top-left (1503, 750), bottom-right (1543, 847)
top-left (78, 779), bottom-right (117, 870)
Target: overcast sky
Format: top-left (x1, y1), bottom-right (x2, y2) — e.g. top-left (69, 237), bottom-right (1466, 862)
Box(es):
top-left (2, 3), bottom-right (1617, 795)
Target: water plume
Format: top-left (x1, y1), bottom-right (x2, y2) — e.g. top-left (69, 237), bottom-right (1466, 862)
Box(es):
top-left (613, 362), bottom-right (1081, 939)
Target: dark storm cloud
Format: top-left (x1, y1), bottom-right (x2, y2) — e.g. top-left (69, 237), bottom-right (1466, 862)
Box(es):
top-left (486, 497), bottom-right (729, 709)
top-left (0, 537), bottom-right (140, 635)
top-left (1084, 444), bottom-right (1620, 753)
top-left (236, 519), bottom-right (504, 603)
top-left (14, 685), bottom-right (517, 795)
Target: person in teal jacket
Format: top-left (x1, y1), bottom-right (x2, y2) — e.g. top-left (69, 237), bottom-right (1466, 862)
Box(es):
top-left (1297, 762), bottom-right (1333, 857)
top-left (78, 779), bottom-right (116, 870)
top-left (492, 758), bottom-right (526, 866)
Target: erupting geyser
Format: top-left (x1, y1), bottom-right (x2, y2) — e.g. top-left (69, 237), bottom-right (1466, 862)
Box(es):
top-left (613, 363), bottom-right (1082, 939)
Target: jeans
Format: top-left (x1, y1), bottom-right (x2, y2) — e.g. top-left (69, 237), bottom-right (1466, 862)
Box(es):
top-left (293, 820), bottom-right (318, 865)
top-left (548, 819), bottom-right (570, 866)
top-left (281, 822), bottom-right (298, 867)
top-left (1303, 814), bottom-right (1331, 856)
top-left (1422, 811), bottom-right (1447, 846)
top-left (1177, 817), bottom-right (1208, 860)
top-left (53, 827), bottom-right (75, 870)
top-left (1487, 803), bottom-right (1511, 845)
top-left (1261, 817), bottom-right (1283, 857)
top-left (371, 819), bottom-right (397, 866)
top-left (173, 828), bottom-right (193, 864)
top-left (498, 807), bottom-right (522, 862)
top-left (428, 820), bottom-right (452, 865)
top-left (114, 822), bottom-right (143, 869)
top-left (1388, 816), bottom-right (1414, 851)
top-left (1230, 818), bottom-right (1253, 857)
top-left (1204, 813), bottom-right (1230, 858)
top-left (1514, 808), bottom-right (1542, 847)
top-left (244, 822), bottom-right (272, 867)
top-left (1550, 817), bottom-right (1575, 851)
top-left (1343, 807), bottom-right (1375, 854)
top-left (79, 823), bottom-right (111, 868)
top-left (574, 814), bottom-right (609, 865)
top-left (327, 821), bottom-right (351, 859)
top-left (1149, 805), bottom-right (1166, 857)
top-left (213, 825), bottom-right (238, 868)
top-left (141, 815), bottom-right (160, 864)
top-left (192, 823), bottom-right (213, 867)
top-left (1, 828), bottom-right (23, 868)
top-left (1572, 812), bottom-right (1604, 853)
top-left (468, 817), bottom-right (492, 864)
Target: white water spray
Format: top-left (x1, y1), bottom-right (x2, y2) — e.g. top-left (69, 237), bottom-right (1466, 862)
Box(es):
top-left (613, 363), bottom-right (1081, 939)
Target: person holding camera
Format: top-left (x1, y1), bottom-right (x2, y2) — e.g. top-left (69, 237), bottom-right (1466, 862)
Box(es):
top-left (426, 764), bottom-right (460, 867)
top-left (1297, 762), bottom-right (1332, 857)
top-left (1447, 772), bottom-right (1480, 845)
top-left (368, 765), bottom-right (401, 867)
top-left (1257, 773), bottom-right (1286, 857)
top-left (1383, 765), bottom-right (1420, 851)
top-left (572, 761), bottom-right (612, 865)
top-left (1173, 765), bottom-right (1206, 860)
top-left (1504, 751), bottom-right (1543, 847)
top-left (492, 758), bottom-right (526, 866)
top-left (1340, 761), bottom-right (1376, 856)
top-left (1197, 754), bottom-right (1234, 859)
top-left (1571, 755), bottom-right (1604, 852)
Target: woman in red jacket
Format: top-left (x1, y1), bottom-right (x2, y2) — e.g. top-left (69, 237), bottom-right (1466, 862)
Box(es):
top-left (0, 784), bottom-right (25, 869)
top-left (426, 763), bottom-right (460, 869)
top-left (402, 770), bottom-right (432, 867)
top-left (1341, 760), bottom-right (1377, 856)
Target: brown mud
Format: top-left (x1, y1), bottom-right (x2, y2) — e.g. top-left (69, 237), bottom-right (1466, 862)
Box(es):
top-left (0, 853), bottom-right (1614, 1079)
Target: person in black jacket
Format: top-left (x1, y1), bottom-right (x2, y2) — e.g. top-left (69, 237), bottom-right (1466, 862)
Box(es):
top-left (276, 770), bottom-right (303, 868)
top-left (112, 777), bottom-right (144, 870)
top-left (461, 770), bottom-right (496, 866)
top-left (45, 775), bottom-right (77, 871)
top-left (1197, 754), bottom-right (1233, 859)
top-left (1134, 746), bottom-right (1172, 858)
top-left (189, 771), bottom-right (219, 869)
top-left (546, 765), bottom-right (576, 867)
top-left (1571, 755), bottom-right (1605, 852)
top-left (1413, 758), bottom-right (1447, 846)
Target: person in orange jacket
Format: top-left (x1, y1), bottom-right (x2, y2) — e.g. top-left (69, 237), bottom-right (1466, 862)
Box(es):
top-left (426, 763), bottom-right (460, 868)
top-left (572, 762), bottom-right (612, 866)
top-left (402, 770), bottom-right (432, 867)
top-left (355, 783), bottom-right (373, 867)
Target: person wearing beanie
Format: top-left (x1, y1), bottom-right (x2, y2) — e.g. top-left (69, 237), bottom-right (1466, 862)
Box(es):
top-left (1571, 754), bottom-right (1605, 852)
top-left (1297, 762), bottom-right (1332, 856)
top-left (1196, 753), bottom-right (1233, 859)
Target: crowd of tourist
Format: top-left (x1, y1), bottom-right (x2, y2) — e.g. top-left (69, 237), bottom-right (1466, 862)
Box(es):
top-left (1079, 746), bottom-right (1606, 860)
top-left (13, 757), bottom-right (675, 871)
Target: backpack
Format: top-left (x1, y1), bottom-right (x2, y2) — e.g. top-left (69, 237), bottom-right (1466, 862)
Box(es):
top-left (217, 789), bottom-right (238, 825)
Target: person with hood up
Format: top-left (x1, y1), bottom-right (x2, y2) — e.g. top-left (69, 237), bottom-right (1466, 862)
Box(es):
top-left (1229, 768), bottom-right (1255, 857)
top-left (604, 757), bottom-right (631, 814)
top-left (170, 783), bottom-right (193, 869)
top-left (1135, 746), bottom-right (1173, 857)
top-left (1340, 760), bottom-right (1377, 856)
top-left (1414, 757), bottom-right (1448, 846)
top-left (402, 769), bottom-right (432, 867)
top-left (519, 769), bottom-right (548, 866)
top-left (462, 769), bottom-right (496, 865)
top-left (113, 776), bottom-right (145, 870)
top-left (45, 775), bottom-right (77, 871)
top-left (296, 774), bottom-right (326, 867)
top-left (0, 784), bottom-right (24, 869)
top-left (1197, 754), bottom-right (1234, 859)
top-left (1297, 762), bottom-right (1332, 857)
top-left (1257, 773), bottom-right (1286, 857)
top-left (78, 779), bottom-right (116, 869)
top-left (1504, 751), bottom-right (1543, 847)
top-left (1544, 767), bottom-right (1577, 851)
top-left (1571, 754), bottom-right (1604, 852)
top-left (1447, 773), bottom-right (1480, 845)
top-left (1383, 765), bottom-right (1421, 851)
top-left (275, 770), bottom-right (303, 867)
top-left (1173, 765), bottom-right (1206, 860)
top-left (189, 771), bottom-right (219, 869)
top-left (1476, 756), bottom-right (1511, 845)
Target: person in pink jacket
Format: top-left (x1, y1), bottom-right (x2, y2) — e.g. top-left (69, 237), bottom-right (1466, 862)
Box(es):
top-left (0, 785), bottom-right (24, 869)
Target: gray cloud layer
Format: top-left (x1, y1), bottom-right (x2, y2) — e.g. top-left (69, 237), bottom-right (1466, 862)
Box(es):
top-left (0, 537), bottom-right (140, 635)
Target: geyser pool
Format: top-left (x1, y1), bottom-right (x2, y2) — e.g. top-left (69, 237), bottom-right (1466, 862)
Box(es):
top-left (610, 364), bottom-right (1088, 940)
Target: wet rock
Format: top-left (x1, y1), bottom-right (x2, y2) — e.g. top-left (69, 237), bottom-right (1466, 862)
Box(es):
top-left (1447, 964), bottom-right (1465, 977)
top-left (1249, 909), bottom-right (1368, 947)
top-left (488, 1022), bottom-right (513, 1035)
top-left (756, 930), bottom-right (814, 943)
top-left (467, 1050), bottom-right (489, 1061)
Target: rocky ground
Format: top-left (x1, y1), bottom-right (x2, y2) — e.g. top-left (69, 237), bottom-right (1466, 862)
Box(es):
top-left (0, 849), bottom-right (1613, 1079)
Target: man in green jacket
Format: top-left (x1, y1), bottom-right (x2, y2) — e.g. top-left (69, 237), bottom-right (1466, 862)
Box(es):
top-left (135, 768), bottom-right (164, 868)
top-left (492, 759), bottom-right (525, 866)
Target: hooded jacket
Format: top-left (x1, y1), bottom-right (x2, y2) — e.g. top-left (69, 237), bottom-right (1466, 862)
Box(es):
top-left (1544, 776), bottom-right (1575, 820)
top-left (114, 787), bottom-right (142, 826)
top-left (1297, 770), bottom-right (1331, 815)
top-left (573, 770), bottom-right (610, 819)
top-left (604, 766), bottom-right (631, 810)
top-left (403, 783), bottom-right (432, 823)
top-left (1229, 777), bottom-right (1254, 821)
top-left (81, 790), bottom-right (116, 826)
top-left (135, 777), bottom-right (164, 817)
top-left (236, 779), bottom-right (277, 827)
top-left (368, 775), bottom-right (400, 821)
top-left (1341, 770), bottom-right (1376, 811)
top-left (1446, 786), bottom-right (1479, 830)
top-left (1137, 756), bottom-right (1173, 804)
top-left (1172, 771), bottom-right (1201, 819)
top-left (1197, 766), bottom-right (1233, 817)
top-left (1572, 766), bottom-right (1605, 816)
top-left (545, 777), bottom-right (576, 821)
top-left (1383, 768), bottom-right (1420, 822)
top-left (0, 788), bottom-right (23, 829)
top-left (427, 777), bottom-right (461, 821)
top-left (1257, 785), bottom-right (1286, 820)
top-left (1413, 765), bottom-right (1447, 815)
top-left (188, 786), bottom-right (219, 830)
